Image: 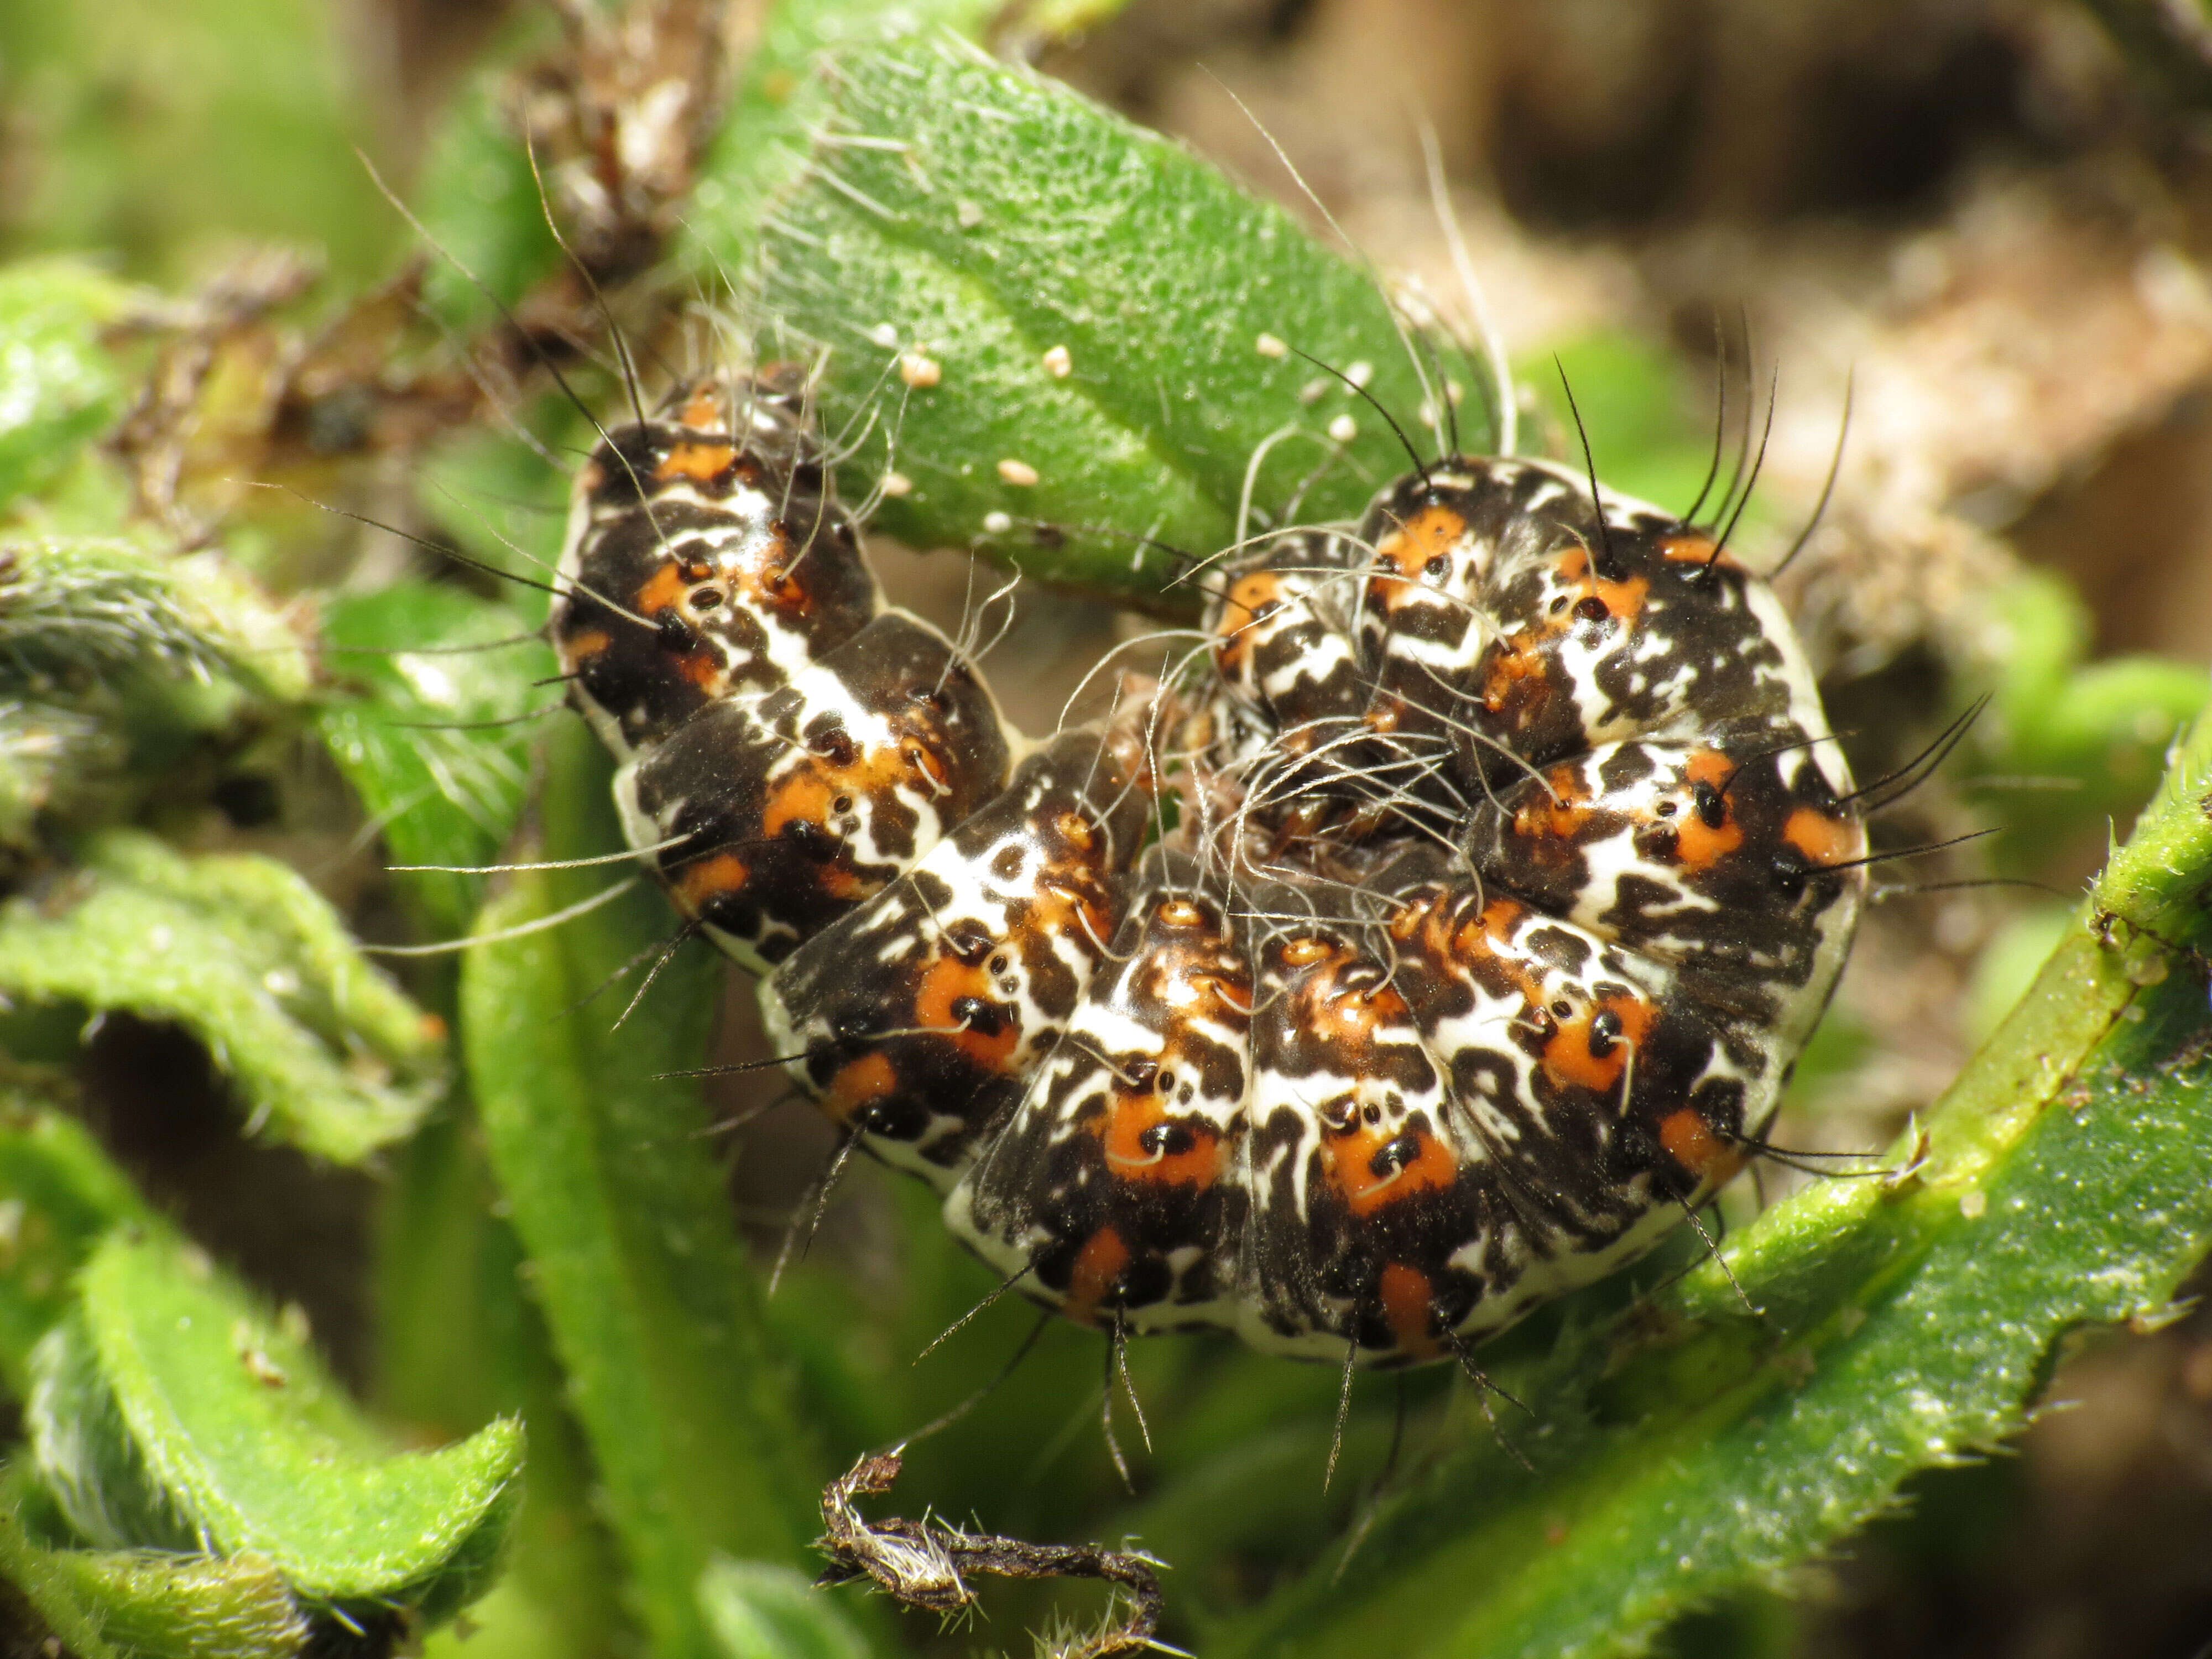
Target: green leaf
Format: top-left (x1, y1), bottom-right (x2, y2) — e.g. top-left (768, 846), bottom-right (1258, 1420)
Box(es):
top-left (0, 1090), bottom-right (152, 1400)
top-left (0, 831), bottom-right (444, 1164)
top-left (688, 0), bottom-right (1004, 283)
top-left (1204, 708), bottom-right (2212, 1658)
top-left (1971, 571), bottom-right (2209, 851)
top-left (699, 1559), bottom-right (872, 1659)
top-left (1, 1469), bottom-right (310, 1659)
top-left (460, 719), bottom-right (829, 1659)
top-left (0, 538), bottom-right (311, 706)
top-left (0, 261), bottom-right (131, 514)
top-left (315, 582), bottom-right (553, 938)
top-left (25, 1229), bottom-right (521, 1623)
top-left (379, 1116), bottom-right (633, 1659)
top-left (410, 20), bottom-right (565, 341)
top-left (719, 39), bottom-right (1467, 604)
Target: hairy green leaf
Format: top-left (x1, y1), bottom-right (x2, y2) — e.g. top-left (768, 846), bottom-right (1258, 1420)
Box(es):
top-left (0, 538), bottom-right (310, 706)
top-left (690, 0), bottom-right (1003, 286)
top-left (724, 39), bottom-right (1470, 604)
top-left (316, 583), bottom-right (552, 938)
top-left (0, 832), bottom-right (443, 1164)
top-left (1206, 709), bottom-right (2212, 1658)
top-left (0, 1091), bottom-right (151, 1400)
top-left (0, 1469), bottom-right (310, 1659)
top-left (25, 1229), bottom-right (520, 1621)
top-left (460, 720), bottom-right (828, 1659)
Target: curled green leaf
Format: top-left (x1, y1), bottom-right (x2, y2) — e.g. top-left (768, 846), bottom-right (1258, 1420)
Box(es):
top-left (0, 832), bottom-right (444, 1165)
top-left (0, 1089), bottom-right (152, 1400)
top-left (1, 1468), bottom-right (310, 1659)
top-left (27, 1229), bottom-right (521, 1624)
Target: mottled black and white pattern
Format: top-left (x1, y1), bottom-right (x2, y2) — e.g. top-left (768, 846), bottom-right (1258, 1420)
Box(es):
top-left (561, 380), bottom-right (1866, 1370)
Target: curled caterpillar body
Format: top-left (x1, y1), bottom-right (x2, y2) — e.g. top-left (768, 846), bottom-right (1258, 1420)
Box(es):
top-left (560, 373), bottom-right (1865, 1370)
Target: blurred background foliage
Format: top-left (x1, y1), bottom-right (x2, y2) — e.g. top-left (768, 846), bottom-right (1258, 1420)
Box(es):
top-left (1, 1), bottom-right (2210, 1657)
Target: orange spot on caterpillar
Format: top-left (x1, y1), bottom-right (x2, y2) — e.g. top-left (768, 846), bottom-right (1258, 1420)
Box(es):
top-left (1065, 1227), bottom-right (1131, 1325)
top-left (1376, 1262), bottom-right (1440, 1357)
top-left (1675, 750), bottom-right (1746, 873)
top-left (913, 956), bottom-right (1020, 1071)
top-left (824, 1050), bottom-right (897, 1121)
top-left (675, 851), bottom-right (751, 911)
top-left (680, 385), bottom-right (723, 429)
top-left (1784, 805), bottom-right (1862, 867)
top-left (1659, 1106), bottom-right (1739, 1182)
top-left (655, 441), bottom-right (739, 484)
top-left (1369, 502), bottom-right (1472, 613)
top-left (637, 562), bottom-right (690, 615)
top-left (1327, 1118), bottom-right (1456, 1216)
top-left (1096, 1091), bottom-right (1223, 1187)
top-left (1514, 764), bottom-right (1595, 842)
top-left (1213, 570), bottom-right (1284, 676)
top-left (1661, 532), bottom-right (1739, 573)
top-left (1479, 631), bottom-right (1550, 712)
top-left (1542, 992), bottom-right (1655, 1094)
top-left (1556, 544), bottom-right (1651, 623)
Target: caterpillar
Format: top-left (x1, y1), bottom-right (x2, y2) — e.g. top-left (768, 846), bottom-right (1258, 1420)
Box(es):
top-left (547, 354), bottom-right (1867, 1370)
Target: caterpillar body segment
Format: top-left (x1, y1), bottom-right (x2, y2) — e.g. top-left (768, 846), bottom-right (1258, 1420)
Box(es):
top-left (614, 609), bottom-right (1014, 973)
top-left (945, 847), bottom-right (1253, 1334)
top-left (759, 722), bottom-right (1155, 1188)
top-left (552, 370), bottom-right (881, 760)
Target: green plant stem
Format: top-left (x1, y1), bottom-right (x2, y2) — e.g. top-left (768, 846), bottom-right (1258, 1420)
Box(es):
top-left (460, 721), bottom-right (832, 1659)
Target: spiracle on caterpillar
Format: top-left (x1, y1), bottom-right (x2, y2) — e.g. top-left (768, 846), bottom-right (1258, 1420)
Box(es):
top-left (542, 348), bottom-right (1870, 1376)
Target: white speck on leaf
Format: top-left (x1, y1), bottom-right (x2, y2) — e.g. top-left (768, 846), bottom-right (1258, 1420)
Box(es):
top-left (1255, 333), bottom-right (1287, 358)
top-left (997, 458), bottom-right (1039, 487)
top-left (1042, 345), bottom-right (1072, 378)
top-left (900, 354), bottom-right (941, 389)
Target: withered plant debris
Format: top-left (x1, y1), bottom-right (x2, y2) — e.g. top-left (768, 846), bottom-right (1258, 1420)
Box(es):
top-left (814, 1447), bottom-right (1167, 1659)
